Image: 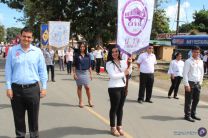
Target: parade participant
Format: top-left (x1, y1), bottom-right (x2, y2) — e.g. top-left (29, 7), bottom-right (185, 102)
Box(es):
top-left (72, 43), bottom-right (93, 108)
top-left (106, 47), bottom-right (132, 136)
top-left (168, 53), bottom-right (184, 99)
top-left (58, 48), bottom-right (65, 71)
top-left (66, 47), bottom-right (74, 74)
top-left (43, 45), bottom-right (55, 82)
top-left (95, 45), bottom-right (103, 75)
top-left (183, 46), bottom-right (204, 122)
top-left (89, 48), bottom-right (95, 70)
top-left (5, 27), bottom-right (48, 138)
top-left (137, 44), bottom-right (157, 104)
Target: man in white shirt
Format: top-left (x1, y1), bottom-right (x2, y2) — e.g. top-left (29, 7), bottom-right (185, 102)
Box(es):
top-left (137, 44), bottom-right (157, 103)
top-left (58, 49), bottom-right (65, 71)
top-left (183, 46), bottom-right (204, 122)
top-left (203, 52), bottom-right (208, 74)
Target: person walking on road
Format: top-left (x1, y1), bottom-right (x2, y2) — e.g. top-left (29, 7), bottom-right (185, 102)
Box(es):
top-left (58, 48), bottom-right (65, 71)
top-left (72, 43), bottom-right (93, 108)
top-left (183, 46), bottom-right (204, 122)
top-left (95, 45), bottom-right (103, 75)
top-left (89, 48), bottom-right (95, 70)
top-left (106, 47), bottom-right (132, 136)
top-left (5, 27), bottom-right (48, 138)
top-left (137, 44), bottom-right (157, 104)
top-left (168, 52), bottom-right (184, 99)
top-left (43, 45), bottom-right (55, 82)
top-left (66, 47), bottom-right (74, 74)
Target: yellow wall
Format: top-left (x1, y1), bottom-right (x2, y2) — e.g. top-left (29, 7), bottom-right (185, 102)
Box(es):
top-left (161, 46), bottom-right (174, 61)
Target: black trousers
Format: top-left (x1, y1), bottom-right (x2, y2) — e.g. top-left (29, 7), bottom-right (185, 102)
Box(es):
top-left (66, 61), bottom-right (72, 74)
top-left (47, 65), bottom-right (55, 81)
top-left (108, 87), bottom-right (126, 127)
top-left (168, 76), bottom-right (183, 97)
top-left (184, 81), bottom-right (201, 117)
top-left (11, 83), bottom-right (40, 138)
top-left (91, 60), bottom-right (95, 70)
top-left (138, 72), bottom-right (154, 101)
top-left (96, 58), bottom-right (102, 73)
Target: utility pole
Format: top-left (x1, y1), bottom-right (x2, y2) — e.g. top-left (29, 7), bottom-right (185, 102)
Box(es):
top-left (176, 0), bottom-right (181, 35)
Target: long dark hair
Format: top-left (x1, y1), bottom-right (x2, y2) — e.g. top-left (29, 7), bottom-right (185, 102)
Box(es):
top-left (78, 43), bottom-right (88, 55)
top-left (107, 46), bottom-right (121, 62)
top-left (174, 52), bottom-right (182, 59)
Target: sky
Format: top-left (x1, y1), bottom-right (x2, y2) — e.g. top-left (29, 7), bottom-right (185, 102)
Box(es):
top-left (0, 0), bottom-right (207, 30)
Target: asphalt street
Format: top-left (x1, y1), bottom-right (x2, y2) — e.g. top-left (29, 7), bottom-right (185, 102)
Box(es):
top-left (0, 60), bottom-right (208, 138)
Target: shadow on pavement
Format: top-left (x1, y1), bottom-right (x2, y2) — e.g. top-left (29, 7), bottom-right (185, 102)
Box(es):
top-left (142, 115), bottom-right (183, 121)
top-left (39, 126), bottom-right (109, 137)
top-left (61, 78), bottom-right (74, 81)
top-left (125, 99), bottom-right (137, 103)
top-left (0, 136), bottom-right (10, 138)
top-left (180, 104), bottom-right (208, 108)
top-left (42, 103), bottom-right (77, 107)
top-left (0, 104), bottom-right (11, 109)
top-left (152, 95), bottom-right (169, 99)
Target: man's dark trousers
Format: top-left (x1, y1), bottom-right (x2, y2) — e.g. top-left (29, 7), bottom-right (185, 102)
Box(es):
top-left (184, 81), bottom-right (201, 118)
top-left (138, 72), bottom-right (154, 101)
top-left (11, 83), bottom-right (40, 138)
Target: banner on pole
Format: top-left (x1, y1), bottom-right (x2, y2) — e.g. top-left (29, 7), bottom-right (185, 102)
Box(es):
top-left (49, 21), bottom-right (70, 48)
top-left (40, 24), bottom-right (49, 46)
top-left (117, 0), bottom-right (155, 55)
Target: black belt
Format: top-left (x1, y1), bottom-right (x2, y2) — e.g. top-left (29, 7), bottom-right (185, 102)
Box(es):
top-left (12, 82), bottom-right (38, 89)
top-left (189, 81), bottom-right (200, 85)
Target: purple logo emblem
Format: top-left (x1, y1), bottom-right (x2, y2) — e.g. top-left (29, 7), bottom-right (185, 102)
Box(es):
top-left (122, 0), bottom-right (148, 36)
top-left (198, 127), bottom-right (207, 137)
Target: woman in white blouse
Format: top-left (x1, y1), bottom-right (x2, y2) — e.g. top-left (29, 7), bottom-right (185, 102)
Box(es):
top-left (106, 47), bottom-right (132, 136)
top-left (168, 52), bottom-right (184, 99)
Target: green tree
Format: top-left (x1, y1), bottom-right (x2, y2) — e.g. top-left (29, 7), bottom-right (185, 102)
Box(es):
top-left (193, 9), bottom-right (208, 33)
top-left (1, 0), bottom-right (117, 46)
top-left (6, 27), bottom-right (21, 42)
top-left (0, 25), bottom-right (5, 42)
top-left (179, 23), bottom-right (196, 33)
top-left (151, 9), bottom-right (170, 39)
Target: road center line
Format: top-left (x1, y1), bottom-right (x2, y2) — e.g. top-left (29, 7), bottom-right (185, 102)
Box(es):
top-left (85, 106), bottom-right (133, 138)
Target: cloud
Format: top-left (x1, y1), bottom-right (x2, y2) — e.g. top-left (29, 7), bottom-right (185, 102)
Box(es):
top-left (165, 1), bottom-right (190, 22)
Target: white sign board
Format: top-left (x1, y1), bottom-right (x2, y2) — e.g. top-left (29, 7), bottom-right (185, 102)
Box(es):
top-left (117, 0), bottom-right (155, 55)
top-left (49, 21), bottom-right (70, 48)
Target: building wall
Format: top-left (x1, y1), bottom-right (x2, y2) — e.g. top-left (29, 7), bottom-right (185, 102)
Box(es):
top-left (161, 46), bottom-right (174, 61)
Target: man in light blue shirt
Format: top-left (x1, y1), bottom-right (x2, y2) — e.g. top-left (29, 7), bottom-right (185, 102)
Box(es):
top-left (5, 27), bottom-right (47, 138)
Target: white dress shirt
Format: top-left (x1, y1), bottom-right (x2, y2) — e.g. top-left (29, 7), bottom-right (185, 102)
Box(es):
top-left (137, 52), bottom-right (157, 73)
top-left (203, 55), bottom-right (207, 62)
top-left (183, 57), bottom-right (204, 86)
top-left (168, 59), bottom-right (184, 77)
top-left (106, 60), bottom-right (132, 88)
top-left (94, 50), bottom-right (103, 58)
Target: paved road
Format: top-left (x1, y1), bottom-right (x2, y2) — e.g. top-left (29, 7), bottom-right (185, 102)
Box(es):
top-left (0, 61), bottom-right (208, 138)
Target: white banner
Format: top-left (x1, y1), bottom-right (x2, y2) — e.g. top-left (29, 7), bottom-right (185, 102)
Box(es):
top-left (49, 21), bottom-right (70, 48)
top-left (117, 0), bottom-right (155, 55)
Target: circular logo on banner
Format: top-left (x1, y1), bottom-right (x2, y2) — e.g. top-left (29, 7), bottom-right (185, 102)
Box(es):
top-left (122, 0), bottom-right (148, 36)
top-left (42, 30), bottom-right (49, 42)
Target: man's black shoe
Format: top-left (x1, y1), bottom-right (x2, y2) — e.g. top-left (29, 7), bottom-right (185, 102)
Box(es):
top-left (191, 115), bottom-right (201, 121)
top-left (52, 80), bottom-right (56, 82)
top-left (168, 96), bottom-right (171, 99)
top-left (145, 100), bottom-right (153, 103)
top-left (137, 100), bottom-right (143, 104)
top-left (174, 97), bottom-right (179, 99)
top-left (184, 117), bottom-right (195, 122)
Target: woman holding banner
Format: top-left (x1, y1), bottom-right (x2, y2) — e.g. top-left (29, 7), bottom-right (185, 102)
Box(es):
top-left (106, 47), bottom-right (132, 136)
top-left (72, 43), bottom-right (93, 108)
